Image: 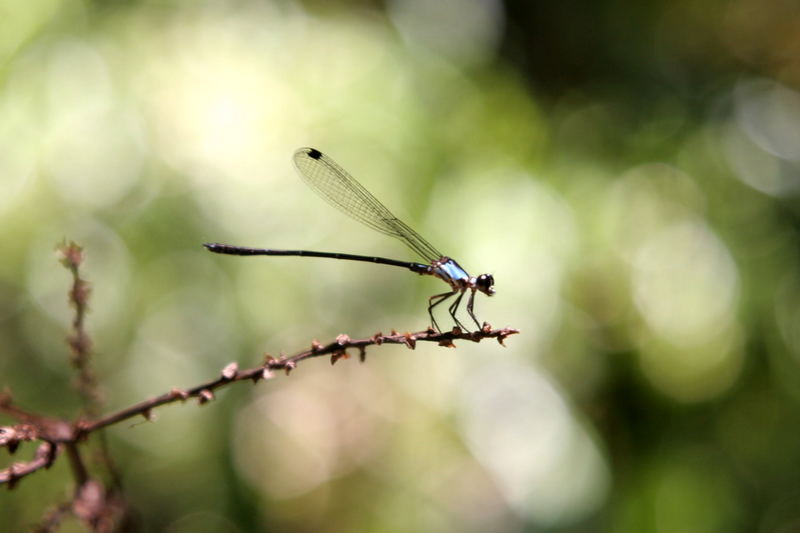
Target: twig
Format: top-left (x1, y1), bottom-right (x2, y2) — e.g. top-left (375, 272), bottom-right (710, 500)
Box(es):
top-left (0, 392), bottom-right (72, 488)
top-left (1, 325), bottom-right (518, 488)
top-left (0, 244), bottom-right (131, 530)
top-left (57, 242), bottom-right (126, 497)
top-left (0, 394), bottom-right (76, 442)
top-left (0, 442), bottom-right (58, 487)
top-left (65, 442), bottom-right (89, 488)
top-left (57, 241), bottom-right (101, 416)
top-left (81, 325), bottom-right (519, 434)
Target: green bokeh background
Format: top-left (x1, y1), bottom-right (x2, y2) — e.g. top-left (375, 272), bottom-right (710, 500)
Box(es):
top-left (2, 0), bottom-right (800, 531)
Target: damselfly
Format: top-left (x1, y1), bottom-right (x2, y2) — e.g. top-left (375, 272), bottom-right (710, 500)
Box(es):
top-left (205, 148), bottom-right (495, 332)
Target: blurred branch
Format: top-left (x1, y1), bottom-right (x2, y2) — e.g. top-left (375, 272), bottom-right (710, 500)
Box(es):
top-left (58, 241), bottom-right (125, 489)
top-left (0, 441), bottom-right (57, 487)
top-left (33, 501), bottom-right (72, 533)
top-left (57, 242), bottom-right (101, 417)
top-left (0, 244), bottom-right (131, 531)
top-left (55, 242), bottom-right (129, 531)
top-left (31, 481), bottom-right (130, 533)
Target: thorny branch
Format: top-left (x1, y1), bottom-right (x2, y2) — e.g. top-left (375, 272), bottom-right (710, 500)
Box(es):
top-left (1, 326), bottom-right (518, 487)
top-left (2, 320), bottom-right (518, 487)
top-left (81, 325), bottom-right (519, 434)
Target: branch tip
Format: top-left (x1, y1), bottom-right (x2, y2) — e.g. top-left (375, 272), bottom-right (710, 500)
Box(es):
top-left (56, 241), bottom-right (84, 270)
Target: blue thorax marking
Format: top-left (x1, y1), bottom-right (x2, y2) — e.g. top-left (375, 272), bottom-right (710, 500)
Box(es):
top-left (435, 258), bottom-right (470, 284)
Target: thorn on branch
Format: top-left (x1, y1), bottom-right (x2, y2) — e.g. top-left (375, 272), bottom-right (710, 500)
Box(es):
top-left (437, 338), bottom-right (456, 348)
top-left (221, 362), bottom-right (238, 380)
top-left (198, 390), bottom-right (214, 405)
top-left (169, 389), bottom-right (190, 401)
top-left (402, 333), bottom-right (417, 350)
top-left (330, 350), bottom-right (348, 365)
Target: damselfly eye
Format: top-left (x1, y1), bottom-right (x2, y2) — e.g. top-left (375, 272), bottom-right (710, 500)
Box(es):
top-left (477, 274), bottom-right (495, 295)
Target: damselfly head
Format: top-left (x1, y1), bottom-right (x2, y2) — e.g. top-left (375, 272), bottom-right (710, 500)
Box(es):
top-left (476, 273), bottom-right (495, 296)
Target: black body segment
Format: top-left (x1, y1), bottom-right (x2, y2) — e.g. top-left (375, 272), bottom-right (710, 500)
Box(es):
top-left (204, 243), bottom-right (429, 273)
